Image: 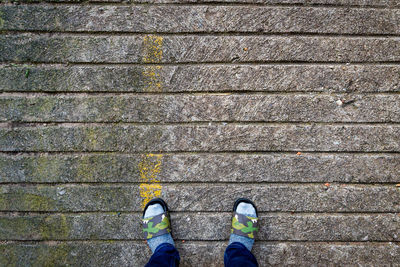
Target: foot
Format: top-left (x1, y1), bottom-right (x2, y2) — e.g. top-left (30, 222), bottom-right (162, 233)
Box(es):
top-left (229, 199), bottom-right (258, 251)
top-left (143, 199), bottom-right (175, 253)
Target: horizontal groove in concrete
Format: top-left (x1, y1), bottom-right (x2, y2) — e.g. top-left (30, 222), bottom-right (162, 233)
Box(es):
top-left (4, 30), bottom-right (400, 39)
top-left (1, 1), bottom-right (400, 9)
top-left (2, 151), bottom-right (400, 155)
top-left (2, 92), bottom-right (400, 96)
top-left (2, 211), bottom-right (399, 215)
top-left (3, 61), bottom-right (400, 65)
top-left (3, 121), bottom-right (400, 125)
top-left (2, 32), bottom-right (400, 37)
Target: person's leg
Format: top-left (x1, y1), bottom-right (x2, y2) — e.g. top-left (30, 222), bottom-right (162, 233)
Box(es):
top-left (143, 198), bottom-right (180, 267)
top-left (224, 198), bottom-right (259, 267)
top-left (224, 242), bottom-right (258, 267)
top-left (145, 243), bottom-right (180, 267)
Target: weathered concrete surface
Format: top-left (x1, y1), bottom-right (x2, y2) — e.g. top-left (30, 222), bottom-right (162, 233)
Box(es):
top-left (2, 94), bottom-right (400, 122)
top-left (0, 184), bottom-right (398, 212)
top-left (1, 242), bottom-right (399, 267)
top-left (2, 124), bottom-right (400, 152)
top-left (2, 153), bottom-right (400, 183)
top-left (3, 5), bottom-right (400, 34)
top-left (2, 65), bottom-right (400, 93)
top-left (2, 0), bottom-right (399, 7)
top-left (1, 1), bottom-right (400, 266)
top-left (1, 212), bottom-right (398, 241)
top-left (2, 34), bottom-right (400, 63)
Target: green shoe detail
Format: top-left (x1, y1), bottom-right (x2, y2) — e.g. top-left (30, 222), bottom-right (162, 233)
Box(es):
top-left (143, 212), bottom-right (171, 240)
top-left (231, 213), bottom-right (259, 239)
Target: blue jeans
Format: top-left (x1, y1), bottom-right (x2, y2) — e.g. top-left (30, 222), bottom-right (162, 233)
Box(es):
top-left (145, 242), bottom-right (258, 267)
top-left (145, 243), bottom-right (180, 267)
top-left (224, 242), bottom-right (258, 267)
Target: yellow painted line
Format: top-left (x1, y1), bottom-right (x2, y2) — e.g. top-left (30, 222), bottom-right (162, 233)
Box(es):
top-left (142, 35), bottom-right (163, 92)
top-left (142, 35), bottom-right (163, 63)
top-left (142, 66), bottom-right (162, 92)
top-left (0, 11), bottom-right (4, 29)
top-left (138, 153), bottom-right (163, 210)
top-left (139, 36), bottom-right (164, 208)
top-left (139, 183), bottom-right (163, 209)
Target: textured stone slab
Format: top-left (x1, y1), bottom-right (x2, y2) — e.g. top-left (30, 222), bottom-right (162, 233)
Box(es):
top-left (0, 184), bottom-right (398, 212)
top-left (2, 94), bottom-right (400, 123)
top-left (2, 65), bottom-right (399, 93)
top-left (1, 124), bottom-right (400, 152)
top-left (1, 212), bottom-right (398, 241)
top-left (2, 0), bottom-right (398, 7)
top-left (2, 34), bottom-right (400, 63)
top-left (2, 153), bottom-right (400, 183)
top-left (1, 241), bottom-right (399, 266)
top-left (0, 241), bottom-right (153, 267)
top-left (3, 5), bottom-right (400, 35)
top-left (2, 0), bottom-right (400, 265)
